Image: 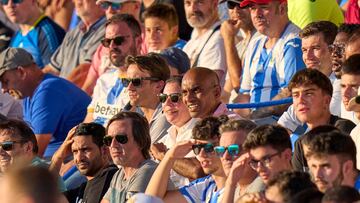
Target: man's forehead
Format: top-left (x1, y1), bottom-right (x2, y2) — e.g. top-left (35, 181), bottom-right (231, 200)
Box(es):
top-left (220, 131), bottom-right (246, 145)
top-left (291, 84), bottom-right (320, 92)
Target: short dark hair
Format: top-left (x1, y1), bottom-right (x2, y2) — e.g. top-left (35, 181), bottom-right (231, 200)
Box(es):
top-left (74, 122), bottom-right (106, 148)
top-left (106, 14), bottom-right (141, 37)
top-left (290, 188), bottom-right (323, 203)
top-left (300, 21), bottom-right (338, 45)
top-left (342, 54), bottom-right (360, 75)
top-left (142, 3), bottom-right (178, 28)
top-left (307, 131), bottom-right (356, 169)
top-left (165, 76), bottom-right (182, 87)
top-left (267, 171), bottom-right (317, 203)
top-left (192, 116), bottom-right (229, 140)
top-left (338, 23), bottom-right (360, 35)
top-left (125, 53), bottom-right (170, 82)
top-left (288, 68), bottom-right (333, 97)
top-left (322, 186), bottom-right (360, 203)
top-left (348, 29), bottom-right (360, 45)
top-left (106, 112), bottom-right (151, 159)
top-left (0, 119), bottom-right (38, 153)
top-left (243, 124), bottom-right (291, 152)
top-left (219, 119), bottom-right (257, 135)
top-left (301, 125), bottom-right (340, 146)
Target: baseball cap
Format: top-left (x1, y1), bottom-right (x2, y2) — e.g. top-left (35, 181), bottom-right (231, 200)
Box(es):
top-left (96, 0), bottom-right (141, 4)
top-left (240, 0), bottom-right (286, 8)
top-left (159, 47), bottom-right (190, 75)
top-left (0, 47), bottom-right (34, 77)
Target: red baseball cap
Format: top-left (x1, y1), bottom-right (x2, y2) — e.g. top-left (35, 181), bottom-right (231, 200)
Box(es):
top-left (240, 0), bottom-right (286, 8)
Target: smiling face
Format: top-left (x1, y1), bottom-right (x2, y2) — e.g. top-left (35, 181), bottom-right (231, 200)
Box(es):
top-left (162, 82), bottom-right (191, 127)
top-left (292, 85), bottom-right (331, 124)
top-left (0, 69), bottom-right (26, 99)
top-left (71, 135), bottom-right (105, 178)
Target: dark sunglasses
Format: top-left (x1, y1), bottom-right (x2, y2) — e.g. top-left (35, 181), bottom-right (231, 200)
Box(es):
top-left (121, 77), bottom-right (160, 87)
top-left (99, 1), bottom-right (121, 10)
top-left (0, 0), bottom-right (22, 5)
top-left (192, 143), bottom-right (215, 155)
top-left (329, 43), bottom-right (345, 57)
top-left (159, 93), bottom-right (182, 103)
top-left (227, 1), bottom-right (240, 9)
top-left (101, 36), bottom-right (129, 48)
top-left (103, 134), bottom-right (128, 146)
top-left (214, 144), bottom-right (240, 158)
top-left (0, 140), bottom-right (25, 151)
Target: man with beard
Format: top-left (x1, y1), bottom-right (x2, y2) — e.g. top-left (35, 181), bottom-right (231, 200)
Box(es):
top-left (51, 122), bottom-right (117, 203)
top-left (306, 131), bottom-right (360, 192)
top-left (182, 0), bottom-right (227, 86)
top-left (83, 14), bottom-right (142, 127)
top-left (234, 0), bottom-right (305, 118)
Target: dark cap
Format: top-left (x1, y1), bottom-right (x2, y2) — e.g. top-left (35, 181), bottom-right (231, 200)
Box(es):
top-left (159, 47), bottom-right (190, 75)
top-left (0, 48), bottom-right (34, 77)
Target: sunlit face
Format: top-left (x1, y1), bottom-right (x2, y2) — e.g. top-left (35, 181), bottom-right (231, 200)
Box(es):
top-left (73, 0), bottom-right (100, 18)
top-left (107, 119), bottom-right (141, 166)
top-left (249, 146), bottom-right (290, 184)
top-left (184, 0), bottom-right (217, 29)
top-left (195, 139), bottom-right (222, 175)
top-left (105, 22), bottom-right (138, 67)
top-left (345, 39), bottom-right (360, 60)
top-left (331, 32), bottom-right (348, 78)
top-left (2, 0), bottom-right (34, 24)
top-left (341, 73), bottom-right (360, 112)
top-left (228, 2), bottom-right (251, 28)
top-left (145, 17), bottom-right (177, 52)
top-left (307, 154), bottom-right (344, 192)
top-left (71, 136), bottom-right (104, 178)
top-left (302, 33), bottom-right (332, 71)
top-left (162, 82), bottom-right (191, 127)
top-left (181, 73), bottom-right (220, 119)
top-left (0, 69), bottom-right (26, 99)
top-left (102, 1), bottom-right (140, 19)
top-left (249, 2), bottom-right (281, 35)
top-left (292, 85), bottom-right (331, 124)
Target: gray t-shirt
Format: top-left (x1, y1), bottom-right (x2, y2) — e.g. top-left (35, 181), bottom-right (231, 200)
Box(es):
top-left (103, 159), bottom-right (173, 202)
top-left (49, 16), bottom-right (106, 78)
top-left (149, 103), bottom-right (171, 144)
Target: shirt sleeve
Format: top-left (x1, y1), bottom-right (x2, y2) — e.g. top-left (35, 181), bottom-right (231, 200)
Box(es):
top-left (277, 105), bottom-right (302, 133)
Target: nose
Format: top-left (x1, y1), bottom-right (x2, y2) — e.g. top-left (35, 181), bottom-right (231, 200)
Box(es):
top-left (198, 148), bottom-right (209, 158)
top-left (223, 150), bottom-right (232, 160)
top-left (110, 137), bottom-right (121, 148)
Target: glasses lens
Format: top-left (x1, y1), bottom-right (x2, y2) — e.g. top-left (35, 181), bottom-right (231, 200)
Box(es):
top-left (100, 2), bottom-right (110, 9)
top-left (103, 136), bottom-right (113, 146)
top-left (121, 78), bottom-right (132, 87)
top-left (159, 94), bottom-right (168, 103)
top-left (113, 36), bottom-right (125, 46)
top-left (101, 38), bottom-right (111, 48)
top-left (1, 141), bottom-right (14, 151)
top-left (249, 160), bottom-right (258, 170)
top-left (227, 1), bottom-right (239, 9)
top-left (111, 2), bottom-right (121, 10)
top-left (214, 146), bottom-right (225, 157)
top-left (170, 94), bottom-right (181, 103)
top-left (203, 143), bottom-right (214, 153)
top-left (192, 145), bottom-right (201, 155)
top-left (131, 78), bottom-right (142, 87)
top-left (115, 134), bottom-right (128, 144)
top-left (227, 145), bottom-right (240, 156)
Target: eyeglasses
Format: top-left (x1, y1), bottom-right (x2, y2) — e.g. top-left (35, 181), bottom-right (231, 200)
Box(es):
top-left (227, 1), bottom-right (240, 9)
top-left (0, 0), bottom-right (23, 5)
top-left (99, 1), bottom-right (122, 10)
top-left (121, 77), bottom-right (160, 87)
top-left (103, 134), bottom-right (128, 146)
top-left (214, 144), bottom-right (241, 158)
top-left (248, 151), bottom-right (281, 170)
top-left (0, 140), bottom-right (26, 151)
top-left (192, 143), bottom-right (215, 155)
top-left (159, 93), bottom-right (182, 103)
top-left (329, 43), bottom-right (345, 57)
top-left (101, 36), bottom-right (129, 48)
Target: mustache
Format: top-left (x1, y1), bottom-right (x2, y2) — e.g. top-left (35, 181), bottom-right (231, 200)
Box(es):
top-left (110, 47), bottom-right (122, 54)
top-left (188, 11), bottom-right (204, 18)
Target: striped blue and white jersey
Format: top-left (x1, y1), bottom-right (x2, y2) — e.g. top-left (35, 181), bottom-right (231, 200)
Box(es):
top-left (179, 175), bottom-right (224, 203)
top-left (240, 23), bottom-right (305, 103)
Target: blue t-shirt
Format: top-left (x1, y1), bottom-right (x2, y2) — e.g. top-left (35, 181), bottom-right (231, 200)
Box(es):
top-left (10, 15), bottom-right (65, 68)
top-left (23, 74), bottom-right (91, 157)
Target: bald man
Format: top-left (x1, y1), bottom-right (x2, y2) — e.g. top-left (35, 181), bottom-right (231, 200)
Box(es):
top-left (181, 67), bottom-right (240, 119)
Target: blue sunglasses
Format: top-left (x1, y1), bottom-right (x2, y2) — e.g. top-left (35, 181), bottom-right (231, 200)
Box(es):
top-left (0, 0), bottom-right (23, 5)
top-left (214, 144), bottom-right (241, 158)
top-left (99, 1), bottom-right (121, 10)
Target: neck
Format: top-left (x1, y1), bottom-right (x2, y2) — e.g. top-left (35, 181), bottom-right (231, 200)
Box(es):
top-left (196, 15), bottom-right (219, 36)
top-left (141, 103), bottom-right (158, 122)
top-left (355, 112), bottom-right (360, 121)
top-left (19, 12), bottom-right (42, 35)
top-left (212, 173), bottom-right (227, 191)
top-left (319, 65), bottom-right (332, 77)
top-left (343, 170), bottom-right (359, 187)
top-left (29, 68), bottom-right (45, 97)
top-left (86, 164), bottom-right (107, 181)
top-left (307, 112), bottom-right (332, 129)
top-left (123, 157), bottom-right (146, 179)
top-left (80, 14), bottom-right (103, 30)
top-left (174, 117), bottom-right (191, 129)
top-left (265, 20), bottom-right (289, 49)
top-left (143, 0), bottom-right (155, 8)
top-left (242, 24), bottom-right (255, 38)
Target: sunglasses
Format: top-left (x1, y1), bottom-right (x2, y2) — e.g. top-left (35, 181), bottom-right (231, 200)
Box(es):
top-left (121, 77), bottom-right (160, 87)
top-left (192, 143), bottom-right (215, 155)
top-left (329, 43), bottom-right (345, 57)
top-left (0, 140), bottom-right (25, 151)
top-left (159, 93), bottom-right (182, 103)
top-left (0, 0), bottom-right (23, 5)
top-left (99, 1), bottom-right (121, 10)
top-left (214, 144), bottom-right (240, 158)
top-left (103, 134), bottom-right (128, 146)
top-left (101, 36), bottom-right (129, 48)
top-left (227, 1), bottom-right (240, 9)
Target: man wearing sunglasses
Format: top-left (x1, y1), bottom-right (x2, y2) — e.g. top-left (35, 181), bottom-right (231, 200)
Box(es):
top-left (1, 0), bottom-right (65, 69)
top-left (242, 124), bottom-right (292, 185)
top-left (124, 54), bottom-right (171, 143)
top-left (84, 14), bottom-right (142, 126)
top-left (146, 116), bottom-right (228, 202)
top-left (102, 111), bottom-right (174, 203)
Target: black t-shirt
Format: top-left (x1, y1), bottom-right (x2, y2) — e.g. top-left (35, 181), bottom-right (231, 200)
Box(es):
top-left (64, 165), bottom-right (118, 203)
top-left (291, 115), bottom-right (356, 172)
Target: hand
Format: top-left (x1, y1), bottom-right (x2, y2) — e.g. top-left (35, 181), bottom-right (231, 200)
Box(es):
top-left (221, 19), bottom-right (241, 41)
top-left (52, 125), bottom-right (77, 161)
top-left (166, 140), bottom-right (195, 160)
top-left (150, 143), bottom-right (167, 161)
top-left (237, 192), bottom-right (267, 203)
top-left (227, 153), bottom-right (251, 186)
